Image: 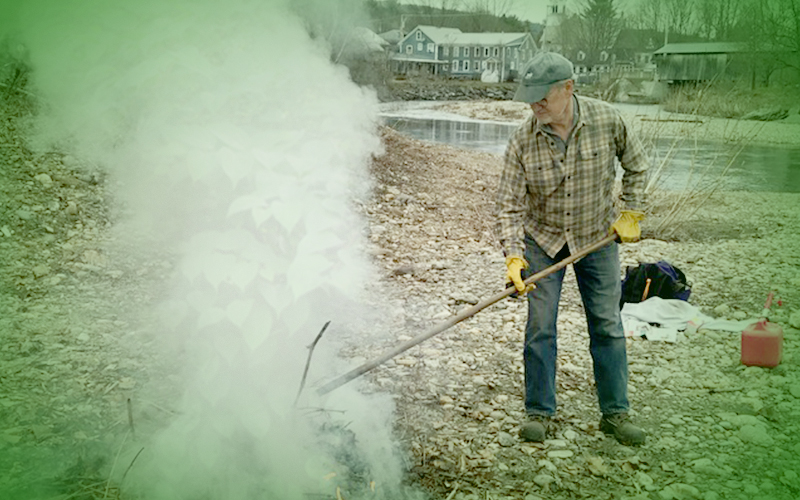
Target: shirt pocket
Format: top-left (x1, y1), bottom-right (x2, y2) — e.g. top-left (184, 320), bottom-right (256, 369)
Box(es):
top-left (524, 149), bottom-right (564, 197)
top-left (579, 143), bottom-right (614, 178)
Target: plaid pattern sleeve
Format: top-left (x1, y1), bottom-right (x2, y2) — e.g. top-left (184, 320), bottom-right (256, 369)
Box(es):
top-left (494, 119), bottom-right (533, 258)
top-left (614, 112), bottom-right (649, 210)
top-left (495, 96), bottom-right (650, 259)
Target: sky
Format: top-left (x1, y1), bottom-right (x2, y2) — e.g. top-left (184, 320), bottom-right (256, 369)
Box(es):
top-left (390, 0), bottom-right (641, 25)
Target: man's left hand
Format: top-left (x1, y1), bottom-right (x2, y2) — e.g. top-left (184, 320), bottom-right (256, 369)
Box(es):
top-left (612, 210), bottom-right (645, 242)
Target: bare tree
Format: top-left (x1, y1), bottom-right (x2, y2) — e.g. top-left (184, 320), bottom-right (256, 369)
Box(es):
top-left (740, 0), bottom-right (800, 79)
top-left (629, 0), bottom-right (692, 36)
top-left (464, 0), bottom-right (519, 17)
top-left (695, 0), bottom-right (745, 40)
top-left (628, 0), bottom-right (667, 32)
top-left (664, 0), bottom-right (694, 35)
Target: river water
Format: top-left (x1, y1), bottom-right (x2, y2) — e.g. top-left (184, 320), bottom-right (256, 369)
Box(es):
top-left (380, 103), bottom-right (800, 193)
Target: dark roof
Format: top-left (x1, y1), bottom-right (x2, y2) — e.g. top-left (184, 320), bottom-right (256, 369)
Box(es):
top-left (653, 42), bottom-right (747, 55)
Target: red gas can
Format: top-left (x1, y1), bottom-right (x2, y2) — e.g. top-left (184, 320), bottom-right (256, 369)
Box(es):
top-left (741, 320), bottom-right (783, 367)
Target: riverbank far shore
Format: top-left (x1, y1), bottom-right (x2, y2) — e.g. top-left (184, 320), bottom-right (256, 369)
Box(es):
top-left (427, 99), bottom-right (800, 147)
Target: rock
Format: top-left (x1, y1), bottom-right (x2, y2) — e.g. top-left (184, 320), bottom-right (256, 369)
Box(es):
top-left (692, 458), bottom-right (727, 476)
top-left (533, 474), bottom-right (556, 487)
top-left (635, 470), bottom-right (654, 488)
top-left (16, 209), bottom-right (33, 220)
top-left (738, 424), bottom-right (774, 446)
top-left (789, 309), bottom-right (800, 329)
top-left (788, 385), bottom-right (800, 398)
top-left (497, 432), bottom-right (515, 447)
top-left (742, 483), bottom-right (759, 494)
top-left (34, 173), bottom-right (53, 186)
top-left (547, 449), bottom-right (574, 459)
top-left (659, 483), bottom-right (701, 500)
top-left (32, 264), bottom-right (50, 278)
top-left (728, 414), bottom-right (762, 427)
top-left (713, 304), bottom-right (730, 316)
top-left (732, 311), bottom-right (747, 320)
top-left (452, 293), bottom-right (479, 305)
top-left (391, 265), bottom-right (415, 276)
top-left (65, 201), bottom-right (79, 215)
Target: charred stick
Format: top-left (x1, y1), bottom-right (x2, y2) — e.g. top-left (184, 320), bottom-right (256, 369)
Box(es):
top-left (295, 321), bottom-right (332, 406)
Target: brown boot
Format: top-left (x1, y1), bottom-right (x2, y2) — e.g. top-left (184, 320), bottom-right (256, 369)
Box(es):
top-left (600, 413), bottom-right (646, 446)
top-left (519, 416), bottom-right (552, 442)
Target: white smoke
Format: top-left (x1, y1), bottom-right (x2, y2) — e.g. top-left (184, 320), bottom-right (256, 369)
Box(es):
top-left (15, 0), bottom-right (421, 498)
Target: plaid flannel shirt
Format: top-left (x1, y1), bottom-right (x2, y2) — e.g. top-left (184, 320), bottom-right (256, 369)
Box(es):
top-left (495, 95), bottom-right (649, 259)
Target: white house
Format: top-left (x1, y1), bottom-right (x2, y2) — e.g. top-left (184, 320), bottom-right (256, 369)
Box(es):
top-left (392, 25), bottom-right (538, 81)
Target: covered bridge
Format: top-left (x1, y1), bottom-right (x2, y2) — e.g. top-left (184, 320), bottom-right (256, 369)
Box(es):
top-left (653, 42), bottom-right (748, 82)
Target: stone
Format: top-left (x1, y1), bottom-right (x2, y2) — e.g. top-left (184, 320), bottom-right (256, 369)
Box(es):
top-left (533, 474), bottom-right (556, 487)
top-left (34, 173), bottom-right (53, 186)
top-left (497, 432), bottom-right (515, 447)
top-left (738, 424), bottom-right (774, 446)
top-left (32, 264), bottom-right (50, 278)
top-left (671, 483), bottom-right (701, 499)
top-left (789, 385), bottom-right (800, 398)
top-left (714, 304), bottom-right (730, 316)
top-left (547, 450), bottom-right (574, 459)
top-left (790, 310), bottom-right (800, 329)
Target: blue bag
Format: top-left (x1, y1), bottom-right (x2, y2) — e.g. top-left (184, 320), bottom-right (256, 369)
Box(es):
top-left (620, 261), bottom-right (691, 308)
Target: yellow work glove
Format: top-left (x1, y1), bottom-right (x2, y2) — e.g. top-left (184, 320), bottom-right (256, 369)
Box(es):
top-left (505, 256), bottom-right (536, 295)
top-left (612, 210), bottom-right (645, 243)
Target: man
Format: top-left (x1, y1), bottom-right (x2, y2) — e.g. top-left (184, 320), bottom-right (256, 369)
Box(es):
top-left (494, 52), bottom-right (649, 445)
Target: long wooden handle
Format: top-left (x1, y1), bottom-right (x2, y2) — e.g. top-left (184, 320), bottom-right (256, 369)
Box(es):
top-left (316, 233), bottom-right (618, 396)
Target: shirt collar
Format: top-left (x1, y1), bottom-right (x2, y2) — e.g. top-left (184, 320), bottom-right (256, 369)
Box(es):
top-left (536, 95), bottom-right (582, 137)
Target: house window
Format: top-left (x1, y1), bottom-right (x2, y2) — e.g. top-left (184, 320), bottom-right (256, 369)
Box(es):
top-left (453, 46), bottom-right (459, 57)
top-left (452, 60), bottom-right (458, 71)
top-left (510, 61), bottom-right (515, 70)
top-left (577, 51), bottom-right (586, 61)
top-left (417, 42), bottom-right (423, 52)
top-left (464, 60), bottom-right (469, 71)
top-left (481, 61), bottom-right (486, 70)
top-left (444, 46), bottom-right (449, 56)
top-left (473, 60), bottom-right (478, 71)
top-left (601, 51), bottom-right (609, 61)
top-left (474, 46), bottom-right (480, 57)
top-left (415, 31), bottom-right (423, 40)
top-left (493, 47), bottom-right (499, 56)
top-left (405, 45), bottom-right (412, 55)
top-left (427, 43), bottom-right (434, 53)
top-left (484, 47), bottom-right (489, 57)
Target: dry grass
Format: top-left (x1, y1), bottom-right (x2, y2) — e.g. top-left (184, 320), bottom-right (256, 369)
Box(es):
top-left (662, 81), bottom-right (799, 119)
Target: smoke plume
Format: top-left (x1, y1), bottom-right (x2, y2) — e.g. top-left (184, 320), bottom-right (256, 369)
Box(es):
top-left (11, 0), bottom-right (420, 498)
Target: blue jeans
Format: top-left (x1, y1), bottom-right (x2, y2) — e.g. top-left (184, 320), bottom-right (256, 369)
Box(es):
top-left (523, 234), bottom-right (629, 417)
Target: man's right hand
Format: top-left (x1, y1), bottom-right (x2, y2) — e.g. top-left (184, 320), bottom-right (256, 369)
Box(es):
top-left (505, 255), bottom-right (535, 295)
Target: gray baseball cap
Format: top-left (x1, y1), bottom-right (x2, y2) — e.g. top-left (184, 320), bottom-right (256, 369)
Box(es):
top-left (513, 52), bottom-right (574, 103)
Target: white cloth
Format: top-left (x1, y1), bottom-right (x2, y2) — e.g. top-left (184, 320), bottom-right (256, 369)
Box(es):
top-left (621, 297), bottom-right (760, 342)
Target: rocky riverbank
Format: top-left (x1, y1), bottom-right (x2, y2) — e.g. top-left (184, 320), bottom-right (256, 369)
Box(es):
top-left (427, 99), bottom-right (800, 147)
top-left (385, 80), bottom-right (516, 102)
top-left (2, 93), bottom-right (799, 500)
top-left (357, 126), bottom-right (800, 500)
